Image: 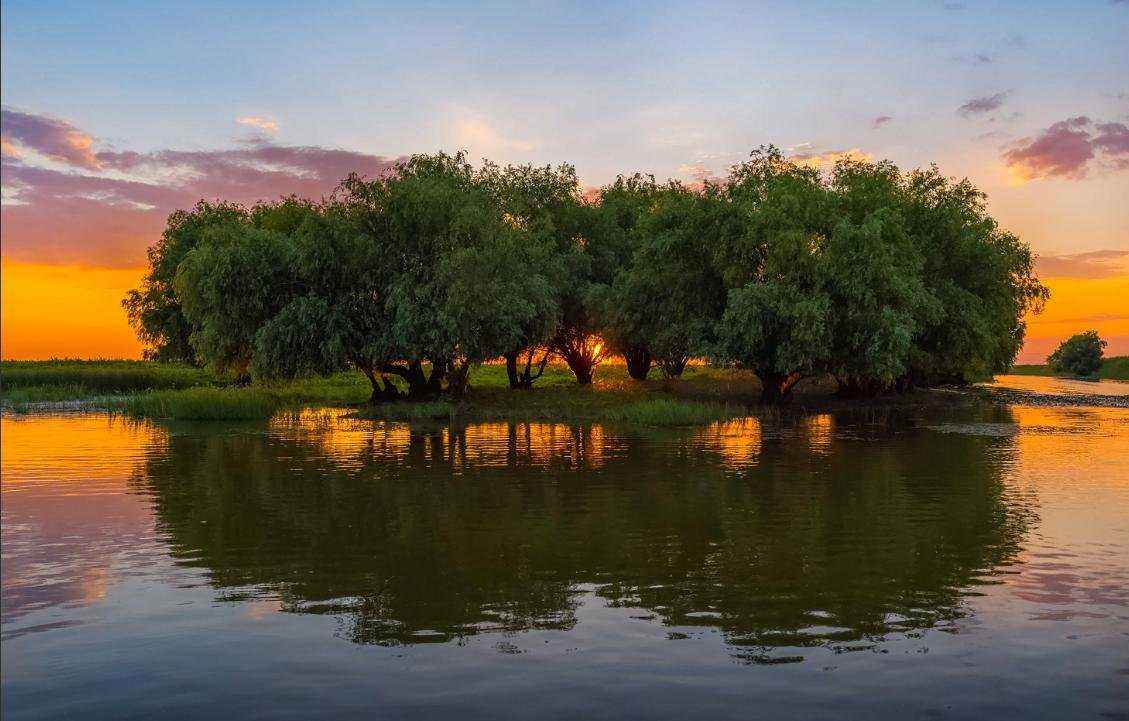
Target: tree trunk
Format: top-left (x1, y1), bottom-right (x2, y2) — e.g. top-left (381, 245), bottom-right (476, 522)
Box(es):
top-left (659, 356), bottom-right (688, 379)
top-left (758, 370), bottom-right (803, 404)
top-left (446, 360), bottom-right (471, 398)
top-left (623, 346), bottom-right (652, 381)
top-left (359, 363), bottom-right (402, 403)
top-left (562, 350), bottom-right (594, 385)
top-left (505, 350), bottom-right (523, 389)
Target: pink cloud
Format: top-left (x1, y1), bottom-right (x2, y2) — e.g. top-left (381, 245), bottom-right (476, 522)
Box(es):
top-left (1035, 249), bottom-right (1129, 279)
top-left (1, 110), bottom-right (403, 267)
top-left (871, 115), bottom-right (894, 129)
top-left (1, 108), bottom-right (101, 169)
top-left (1002, 116), bottom-right (1129, 180)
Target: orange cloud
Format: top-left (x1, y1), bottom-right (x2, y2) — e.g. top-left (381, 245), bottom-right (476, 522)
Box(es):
top-left (1036, 249), bottom-right (1129, 279)
top-left (789, 147), bottom-right (874, 170)
top-left (236, 115), bottom-right (279, 132)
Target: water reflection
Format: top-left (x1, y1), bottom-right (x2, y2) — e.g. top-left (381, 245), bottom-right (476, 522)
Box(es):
top-left (0, 415), bottom-right (164, 630)
top-left (128, 410), bottom-right (1032, 662)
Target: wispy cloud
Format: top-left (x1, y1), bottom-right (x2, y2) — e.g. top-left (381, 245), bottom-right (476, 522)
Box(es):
top-left (236, 115), bottom-right (279, 133)
top-left (1036, 249), bottom-right (1129, 278)
top-left (1, 110), bottom-right (402, 267)
top-left (790, 148), bottom-right (874, 170)
top-left (958, 92), bottom-right (1009, 117)
top-left (1002, 117), bottom-right (1129, 181)
top-left (871, 115), bottom-right (894, 129)
top-left (1, 107), bottom-right (101, 169)
top-left (450, 107), bottom-right (535, 156)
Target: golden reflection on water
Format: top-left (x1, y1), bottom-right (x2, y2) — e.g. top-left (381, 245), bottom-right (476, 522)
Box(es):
top-left (694, 418), bottom-right (762, 469)
top-left (1, 414), bottom-right (167, 494)
top-left (1, 414), bottom-right (166, 626)
top-left (273, 410), bottom-right (614, 471)
top-left (803, 413), bottom-right (835, 455)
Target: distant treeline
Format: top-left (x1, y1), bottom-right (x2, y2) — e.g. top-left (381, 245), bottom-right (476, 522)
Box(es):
top-left (124, 147), bottom-right (1047, 403)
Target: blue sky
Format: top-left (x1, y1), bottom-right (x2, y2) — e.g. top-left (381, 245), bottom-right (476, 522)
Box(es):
top-left (3, 1), bottom-right (1125, 180)
top-left (2, 0), bottom-right (1127, 255)
top-left (2, 1), bottom-right (1127, 359)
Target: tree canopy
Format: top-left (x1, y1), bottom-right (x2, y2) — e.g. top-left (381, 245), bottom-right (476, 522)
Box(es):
top-left (127, 147), bottom-right (1048, 404)
top-left (1047, 331), bottom-right (1106, 378)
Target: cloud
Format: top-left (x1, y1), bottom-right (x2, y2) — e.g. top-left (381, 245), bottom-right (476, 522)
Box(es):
top-left (958, 92), bottom-right (1009, 117)
top-left (871, 115), bottom-right (894, 129)
top-left (1, 110), bottom-right (403, 267)
top-left (1, 107), bottom-right (101, 169)
top-left (790, 148), bottom-right (874, 170)
top-left (1036, 249), bottom-right (1129, 279)
top-left (236, 116), bottom-right (278, 133)
top-left (450, 108), bottom-right (535, 156)
top-left (1002, 117), bottom-right (1129, 181)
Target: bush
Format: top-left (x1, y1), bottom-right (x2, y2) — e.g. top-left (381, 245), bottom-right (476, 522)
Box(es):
top-left (1047, 331), bottom-right (1106, 378)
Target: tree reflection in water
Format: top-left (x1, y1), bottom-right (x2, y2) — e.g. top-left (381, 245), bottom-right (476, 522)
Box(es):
top-left (130, 406), bottom-right (1032, 663)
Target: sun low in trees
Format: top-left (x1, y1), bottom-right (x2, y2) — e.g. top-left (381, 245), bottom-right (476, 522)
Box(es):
top-left (1047, 331), bottom-right (1106, 378)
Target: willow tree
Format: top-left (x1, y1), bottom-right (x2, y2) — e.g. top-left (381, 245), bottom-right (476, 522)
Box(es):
top-left (592, 183), bottom-right (727, 378)
top-left (1047, 331), bottom-right (1105, 378)
top-left (476, 162), bottom-right (573, 388)
top-left (899, 168), bottom-right (1047, 385)
top-left (712, 147), bottom-right (834, 402)
top-left (123, 201), bottom-right (247, 363)
top-left (822, 160), bottom-right (938, 395)
top-left (174, 221), bottom-right (295, 381)
top-left (249, 204), bottom-right (405, 402)
top-left (373, 152), bottom-right (560, 397)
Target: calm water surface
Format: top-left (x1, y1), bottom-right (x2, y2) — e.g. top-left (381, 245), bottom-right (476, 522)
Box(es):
top-left (2, 377), bottom-right (1127, 720)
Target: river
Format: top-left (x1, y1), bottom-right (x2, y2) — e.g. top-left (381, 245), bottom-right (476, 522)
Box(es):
top-left (2, 377), bottom-right (1126, 719)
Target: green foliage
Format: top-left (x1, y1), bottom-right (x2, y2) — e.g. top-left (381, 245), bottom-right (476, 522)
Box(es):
top-left (1100, 356), bottom-right (1129, 381)
top-left (712, 149), bottom-right (833, 401)
top-left (899, 167), bottom-right (1047, 383)
top-left (599, 399), bottom-right (740, 426)
top-left (123, 201), bottom-right (248, 362)
top-left (592, 183), bottom-right (727, 378)
top-left (122, 146), bottom-right (1046, 406)
top-left (175, 221), bottom-right (296, 377)
top-left (0, 359), bottom-right (215, 392)
top-left (115, 387), bottom-right (281, 420)
top-left (1047, 331), bottom-right (1107, 377)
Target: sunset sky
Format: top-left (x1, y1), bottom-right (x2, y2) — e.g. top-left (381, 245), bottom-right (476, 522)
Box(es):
top-left (2, 1), bottom-right (1127, 362)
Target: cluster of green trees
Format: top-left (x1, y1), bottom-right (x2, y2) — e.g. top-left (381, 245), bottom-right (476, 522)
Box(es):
top-left (124, 147), bottom-right (1047, 403)
top-left (1047, 330), bottom-right (1106, 378)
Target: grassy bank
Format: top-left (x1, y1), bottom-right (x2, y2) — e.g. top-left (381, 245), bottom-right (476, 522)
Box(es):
top-left (1, 359), bottom-right (774, 423)
top-left (1007, 356), bottom-right (1129, 382)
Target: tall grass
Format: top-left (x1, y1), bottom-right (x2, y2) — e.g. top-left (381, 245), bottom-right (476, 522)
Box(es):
top-left (1102, 356), bottom-right (1129, 381)
top-left (1007, 356), bottom-right (1129, 381)
top-left (600, 398), bottom-right (742, 426)
top-left (114, 387), bottom-right (280, 420)
top-left (1, 360), bottom-right (215, 394)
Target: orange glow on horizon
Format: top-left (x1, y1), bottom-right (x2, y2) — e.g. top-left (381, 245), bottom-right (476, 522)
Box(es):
top-left (0, 261), bottom-right (1125, 364)
top-left (1, 262), bottom-right (145, 360)
top-left (1019, 275), bottom-right (1129, 363)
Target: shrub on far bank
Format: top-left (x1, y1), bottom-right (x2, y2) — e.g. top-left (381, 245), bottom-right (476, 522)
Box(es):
top-left (1047, 331), bottom-right (1106, 378)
